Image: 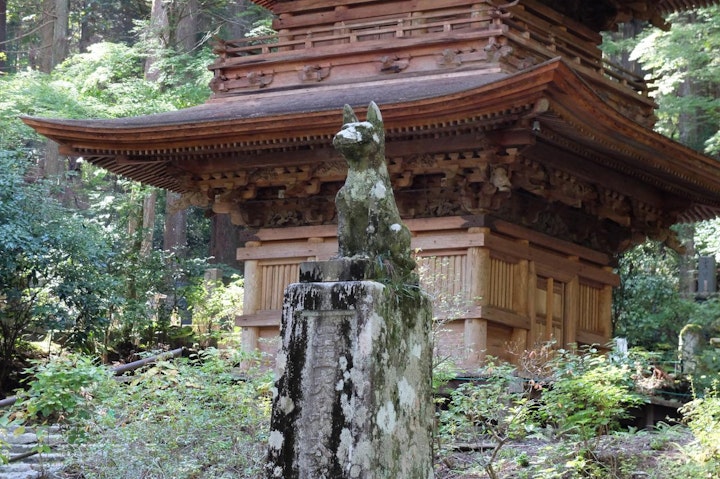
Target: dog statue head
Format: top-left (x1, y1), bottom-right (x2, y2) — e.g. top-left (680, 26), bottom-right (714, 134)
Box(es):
top-left (332, 102), bottom-right (385, 168)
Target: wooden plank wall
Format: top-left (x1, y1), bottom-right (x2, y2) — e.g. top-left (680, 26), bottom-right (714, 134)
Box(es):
top-left (235, 217), bottom-right (619, 369)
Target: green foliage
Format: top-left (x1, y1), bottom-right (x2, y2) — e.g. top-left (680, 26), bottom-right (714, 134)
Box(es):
top-left (438, 360), bottom-right (533, 479)
top-left (0, 153), bottom-right (118, 389)
top-left (613, 240), bottom-right (696, 351)
top-left (678, 382), bottom-right (720, 476)
top-left (64, 349), bottom-right (272, 478)
top-left (50, 42), bottom-right (187, 117)
top-left (8, 355), bottom-right (117, 430)
top-left (141, 46), bottom-right (216, 108)
top-left (631, 6), bottom-right (720, 154)
top-left (437, 349), bottom-right (646, 479)
top-left (533, 348), bottom-right (645, 444)
top-left (185, 276), bottom-right (244, 348)
top-left (0, 71), bottom-right (92, 151)
top-left (0, 150), bottom-right (218, 377)
top-left (0, 38), bottom-right (214, 155)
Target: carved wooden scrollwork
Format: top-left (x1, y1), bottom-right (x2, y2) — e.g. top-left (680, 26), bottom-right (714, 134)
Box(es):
top-left (379, 55), bottom-right (410, 73)
top-left (300, 64), bottom-right (331, 82)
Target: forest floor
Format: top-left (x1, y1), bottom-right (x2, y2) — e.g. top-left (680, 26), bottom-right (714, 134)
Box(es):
top-left (434, 427), bottom-right (695, 479)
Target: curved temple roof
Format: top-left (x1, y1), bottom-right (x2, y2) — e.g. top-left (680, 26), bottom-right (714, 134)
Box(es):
top-left (22, 59), bottom-right (720, 226)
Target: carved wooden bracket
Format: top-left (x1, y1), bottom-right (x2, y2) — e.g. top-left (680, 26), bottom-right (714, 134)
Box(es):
top-left (379, 55), bottom-right (410, 73)
top-left (300, 64), bottom-right (331, 82)
top-left (484, 36), bottom-right (514, 62)
top-left (438, 49), bottom-right (463, 67)
top-left (437, 48), bottom-right (491, 67)
top-left (210, 71), bottom-right (274, 91)
top-left (246, 71), bottom-right (273, 88)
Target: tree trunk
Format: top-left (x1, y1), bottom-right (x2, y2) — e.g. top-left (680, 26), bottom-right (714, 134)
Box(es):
top-left (176, 0), bottom-right (199, 52)
top-left (42, 140), bottom-right (65, 179)
top-left (0, 0), bottom-right (7, 73)
top-left (676, 224), bottom-right (697, 298)
top-left (164, 191), bottom-right (187, 256)
top-left (145, 0), bottom-right (169, 81)
top-left (678, 77), bottom-right (701, 150)
top-left (141, 190), bottom-right (157, 257)
top-left (210, 213), bottom-right (241, 269)
top-left (78, 0), bottom-right (93, 53)
top-left (614, 20), bottom-right (645, 77)
top-left (145, 0), bottom-right (195, 254)
top-left (39, 0), bottom-right (69, 73)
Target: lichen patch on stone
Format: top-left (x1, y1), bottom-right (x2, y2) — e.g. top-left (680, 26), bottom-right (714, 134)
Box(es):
top-left (398, 377), bottom-right (417, 408)
top-left (278, 395), bottom-right (295, 415)
top-left (269, 430), bottom-right (285, 451)
top-left (275, 351), bottom-right (287, 376)
top-left (377, 400), bottom-right (397, 434)
top-left (370, 180), bottom-right (387, 199)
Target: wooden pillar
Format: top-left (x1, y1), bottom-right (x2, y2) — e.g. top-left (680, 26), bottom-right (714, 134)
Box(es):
top-left (599, 279), bottom-right (613, 340)
top-left (564, 274), bottom-right (579, 348)
top-left (241, 241), bottom-right (262, 353)
top-left (464, 317), bottom-right (487, 367)
top-left (527, 261), bottom-right (537, 348)
top-left (545, 277), bottom-right (554, 343)
top-left (242, 326), bottom-right (260, 356)
top-left (204, 268), bottom-right (221, 282)
top-left (278, 28), bottom-right (292, 52)
top-left (510, 247), bottom-right (530, 356)
top-left (308, 237), bottom-right (324, 260)
top-left (411, 10), bottom-right (428, 36)
top-left (465, 238), bottom-right (490, 366)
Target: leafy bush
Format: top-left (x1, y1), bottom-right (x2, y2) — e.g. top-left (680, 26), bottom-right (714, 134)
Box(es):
top-left (64, 348), bottom-right (272, 478)
top-left (0, 153), bottom-right (117, 391)
top-left (613, 240), bottom-right (694, 351)
top-left (533, 348), bottom-right (645, 449)
top-left (679, 382), bottom-right (720, 475)
top-left (13, 355), bottom-right (116, 423)
top-left (436, 348), bottom-right (647, 478)
top-left (437, 360), bottom-right (533, 479)
top-left (185, 276), bottom-right (244, 348)
top-left (4, 354), bottom-right (118, 446)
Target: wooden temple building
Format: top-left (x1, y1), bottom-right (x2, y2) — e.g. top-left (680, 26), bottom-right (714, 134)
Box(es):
top-left (23, 0), bottom-right (720, 368)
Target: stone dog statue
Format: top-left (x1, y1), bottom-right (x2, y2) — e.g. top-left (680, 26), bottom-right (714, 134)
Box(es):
top-left (333, 102), bottom-right (416, 280)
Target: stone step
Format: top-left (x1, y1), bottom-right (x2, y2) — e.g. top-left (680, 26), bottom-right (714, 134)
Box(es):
top-left (0, 462), bottom-right (64, 479)
top-left (3, 439), bottom-right (64, 455)
top-left (0, 426), bottom-right (66, 478)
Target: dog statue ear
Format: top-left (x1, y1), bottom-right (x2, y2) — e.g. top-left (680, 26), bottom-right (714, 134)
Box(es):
top-left (343, 104), bottom-right (359, 124)
top-left (367, 101), bottom-right (383, 129)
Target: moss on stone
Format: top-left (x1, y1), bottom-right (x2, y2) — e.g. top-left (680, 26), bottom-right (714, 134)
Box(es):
top-left (333, 103), bottom-right (417, 284)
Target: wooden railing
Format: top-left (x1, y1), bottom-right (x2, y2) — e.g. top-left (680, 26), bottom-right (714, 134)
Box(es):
top-left (211, 2), bottom-right (649, 98)
top-left (214, 8), bottom-right (498, 57)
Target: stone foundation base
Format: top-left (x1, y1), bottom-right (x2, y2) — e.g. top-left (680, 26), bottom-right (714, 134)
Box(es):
top-left (266, 262), bottom-right (434, 479)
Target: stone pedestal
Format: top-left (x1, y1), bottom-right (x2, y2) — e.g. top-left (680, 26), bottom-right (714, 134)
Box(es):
top-left (266, 260), bottom-right (434, 479)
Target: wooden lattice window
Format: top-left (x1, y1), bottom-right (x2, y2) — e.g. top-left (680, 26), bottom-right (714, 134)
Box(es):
top-left (535, 277), bottom-right (564, 344)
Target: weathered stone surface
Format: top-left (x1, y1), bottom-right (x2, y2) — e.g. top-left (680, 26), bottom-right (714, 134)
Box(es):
top-left (0, 426), bottom-right (65, 479)
top-left (333, 103), bottom-right (416, 281)
top-left (266, 276), bottom-right (434, 479)
top-left (266, 102), bottom-right (433, 478)
top-left (299, 258), bottom-right (372, 283)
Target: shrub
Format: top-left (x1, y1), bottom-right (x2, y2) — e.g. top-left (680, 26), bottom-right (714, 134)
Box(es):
top-left (679, 381), bottom-right (720, 475)
top-left (10, 354), bottom-right (116, 426)
top-left (64, 348), bottom-right (272, 478)
top-left (534, 347), bottom-right (645, 444)
top-left (436, 348), bottom-right (647, 479)
top-left (437, 360), bottom-right (534, 479)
